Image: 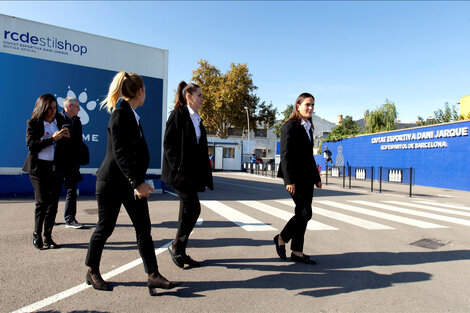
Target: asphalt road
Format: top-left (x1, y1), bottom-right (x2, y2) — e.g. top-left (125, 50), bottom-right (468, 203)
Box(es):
top-left (2, 172), bottom-right (470, 313)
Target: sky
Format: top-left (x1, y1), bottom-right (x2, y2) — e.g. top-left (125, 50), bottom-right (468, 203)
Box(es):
top-left (2, 1), bottom-right (470, 123)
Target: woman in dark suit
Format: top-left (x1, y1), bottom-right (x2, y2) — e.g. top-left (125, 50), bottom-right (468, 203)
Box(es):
top-left (85, 71), bottom-right (180, 296)
top-left (275, 92), bottom-right (322, 264)
top-left (23, 94), bottom-right (70, 249)
top-left (161, 81), bottom-right (213, 269)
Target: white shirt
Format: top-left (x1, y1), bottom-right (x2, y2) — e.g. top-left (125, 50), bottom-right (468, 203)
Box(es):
top-left (37, 119), bottom-right (58, 161)
top-left (301, 119), bottom-right (312, 141)
top-left (131, 106), bottom-right (143, 137)
top-left (187, 105), bottom-right (201, 144)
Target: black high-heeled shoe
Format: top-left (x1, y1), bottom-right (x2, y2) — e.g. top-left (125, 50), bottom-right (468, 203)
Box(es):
top-left (86, 268), bottom-right (111, 291)
top-left (43, 237), bottom-right (59, 249)
top-left (33, 232), bottom-right (43, 249)
top-left (147, 272), bottom-right (182, 296)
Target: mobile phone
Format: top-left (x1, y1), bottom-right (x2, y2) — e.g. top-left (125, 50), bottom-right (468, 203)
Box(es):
top-left (62, 124), bottom-right (71, 129)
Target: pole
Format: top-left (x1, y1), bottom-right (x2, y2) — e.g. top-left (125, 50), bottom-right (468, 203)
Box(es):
top-left (379, 166), bottom-right (382, 193)
top-left (244, 106), bottom-right (250, 140)
top-left (371, 166), bottom-right (374, 192)
top-left (348, 165), bottom-right (351, 189)
top-left (409, 167), bottom-right (413, 197)
top-left (325, 164), bottom-right (328, 185)
top-left (342, 165), bottom-right (346, 188)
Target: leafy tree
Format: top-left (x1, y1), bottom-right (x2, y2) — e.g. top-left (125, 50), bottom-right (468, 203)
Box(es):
top-left (324, 116), bottom-right (360, 142)
top-left (363, 99), bottom-right (397, 133)
top-left (191, 60), bottom-right (276, 138)
top-left (417, 102), bottom-right (462, 126)
top-left (273, 104), bottom-right (293, 137)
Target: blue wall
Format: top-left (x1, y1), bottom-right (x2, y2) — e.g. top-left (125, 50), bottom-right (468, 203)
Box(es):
top-left (0, 52), bottom-right (164, 196)
top-left (322, 120), bottom-right (470, 191)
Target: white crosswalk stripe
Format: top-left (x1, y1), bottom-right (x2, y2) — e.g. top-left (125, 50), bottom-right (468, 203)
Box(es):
top-left (202, 198), bottom-right (469, 233)
top-left (275, 199), bottom-right (392, 230)
top-left (384, 201), bottom-right (470, 218)
top-left (201, 200), bottom-right (276, 231)
top-left (414, 200), bottom-right (470, 212)
top-left (238, 200), bottom-right (337, 230)
top-left (351, 200), bottom-right (470, 227)
top-left (314, 200), bottom-right (447, 229)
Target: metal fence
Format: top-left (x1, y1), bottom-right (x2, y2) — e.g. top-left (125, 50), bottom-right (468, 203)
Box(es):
top-left (324, 165), bottom-right (415, 197)
top-left (243, 162), bottom-right (415, 197)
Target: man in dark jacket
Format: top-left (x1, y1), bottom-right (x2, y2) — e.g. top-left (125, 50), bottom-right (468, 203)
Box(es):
top-left (56, 97), bottom-right (86, 229)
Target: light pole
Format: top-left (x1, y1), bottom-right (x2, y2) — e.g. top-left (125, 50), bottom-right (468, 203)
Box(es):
top-left (244, 106), bottom-right (250, 140)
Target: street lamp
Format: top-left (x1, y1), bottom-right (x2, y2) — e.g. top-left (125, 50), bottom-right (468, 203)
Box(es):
top-left (244, 106), bottom-right (250, 140)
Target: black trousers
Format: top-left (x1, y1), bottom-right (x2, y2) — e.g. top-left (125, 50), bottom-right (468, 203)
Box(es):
top-left (280, 183), bottom-right (313, 252)
top-left (173, 188), bottom-right (201, 254)
top-left (85, 178), bottom-right (158, 274)
top-left (63, 178), bottom-right (77, 224)
top-left (29, 160), bottom-right (63, 238)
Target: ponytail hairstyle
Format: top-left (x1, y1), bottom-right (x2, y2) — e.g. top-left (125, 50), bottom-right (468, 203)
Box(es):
top-left (100, 71), bottom-right (144, 113)
top-left (286, 92), bottom-right (315, 129)
top-left (31, 93), bottom-right (57, 122)
top-left (174, 81), bottom-right (201, 110)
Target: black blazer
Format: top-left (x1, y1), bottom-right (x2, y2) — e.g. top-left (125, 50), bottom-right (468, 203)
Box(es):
top-left (161, 105), bottom-right (213, 192)
top-left (54, 111), bottom-right (84, 182)
top-left (277, 119), bottom-right (321, 186)
top-left (22, 114), bottom-right (66, 175)
top-left (96, 100), bottom-right (149, 189)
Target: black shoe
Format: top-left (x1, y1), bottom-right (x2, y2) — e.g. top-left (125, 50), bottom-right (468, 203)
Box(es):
top-left (66, 220), bottom-right (83, 229)
top-left (273, 234), bottom-right (286, 260)
top-left (183, 255), bottom-right (201, 267)
top-left (86, 269), bottom-right (111, 291)
top-left (291, 253), bottom-right (316, 265)
top-left (33, 232), bottom-right (43, 249)
top-left (43, 237), bottom-right (59, 249)
top-left (148, 272), bottom-right (182, 296)
top-left (168, 243), bottom-right (184, 268)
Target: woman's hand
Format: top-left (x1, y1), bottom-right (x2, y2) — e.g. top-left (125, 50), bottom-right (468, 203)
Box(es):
top-left (286, 184), bottom-right (295, 195)
top-left (52, 128), bottom-right (70, 141)
top-left (135, 182), bottom-right (155, 199)
top-left (315, 181), bottom-right (322, 189)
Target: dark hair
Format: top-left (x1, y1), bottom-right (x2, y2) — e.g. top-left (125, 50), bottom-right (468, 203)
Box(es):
top-left (286, 92), bottom-right (315, 128)
top-left (31, 94), bottom-right (57, 122)
top-left (174, 81), bottom-right (201, 110)
top-left (100, 71), bottom-right (144, 113)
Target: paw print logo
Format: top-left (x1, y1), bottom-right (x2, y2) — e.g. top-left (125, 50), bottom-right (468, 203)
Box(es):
top-left (56, 87), bottom-right (99, 125)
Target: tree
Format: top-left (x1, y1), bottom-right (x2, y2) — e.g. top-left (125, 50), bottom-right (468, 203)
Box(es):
top-left (273, 104), bottom-right (293, 137)
top-left (417, 102), bottom-right (462, 126)
top-left (324, 115), bottom-right (360, 142)
top-left (363, 99), bottom-right (397, 133)
top-left (191, 60), bottom-right (276, 138)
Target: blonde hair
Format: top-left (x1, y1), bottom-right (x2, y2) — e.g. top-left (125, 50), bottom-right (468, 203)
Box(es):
top-left (100, 71), bottom-right (144, 113)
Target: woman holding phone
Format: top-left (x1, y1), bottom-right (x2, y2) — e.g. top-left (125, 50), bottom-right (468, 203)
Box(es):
top-left (23, 94), bottom-right (70, 250)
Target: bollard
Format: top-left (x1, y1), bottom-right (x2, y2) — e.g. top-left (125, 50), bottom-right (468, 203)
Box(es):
top-left (409, 167), bottom-right (413, 197)
top-left (371, 166), bottom-right (374, 192)
top-left (348, 166), bottom-right (351, 189)
top-left (379, 166), bottom-right (382, 193)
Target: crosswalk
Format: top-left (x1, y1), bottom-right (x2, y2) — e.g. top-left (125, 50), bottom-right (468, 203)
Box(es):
top-left (200, 198), bottom-right (470, 232)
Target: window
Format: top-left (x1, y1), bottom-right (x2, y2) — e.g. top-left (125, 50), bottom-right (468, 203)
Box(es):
top-left (228, 128), bottom-right (242, 136)
top-left (223, 147), bottom-right (235, 158)
top-left (254, 148), bottom-right (266, 157)
top-left (254, 129), bottom-right (267, 137)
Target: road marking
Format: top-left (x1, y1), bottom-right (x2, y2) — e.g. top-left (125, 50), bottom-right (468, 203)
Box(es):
top-left (414, 200), bottom-right (470, 212)
top-left (437, 194), bottom-right (453, 198)
top-left (201, 200), bottom-right (276, 231)
top-left (351, 200), bottom-right (470, 227)
top-left (384, 201), bottom-right (470, 218)
top-left (279, 200), bottom-right (393, 230)
top-left (315, 200), bottom-right (447, 229)
top-left (11, 242), bottom-right (173, 313)
top-left (213, 180), bottom-right (272, 191)
top-left (239, 200), bottom-right (337, 230)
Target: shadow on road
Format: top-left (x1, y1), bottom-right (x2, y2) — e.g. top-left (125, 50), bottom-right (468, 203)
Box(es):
top-left (172, 247), bottom-right (470, 298)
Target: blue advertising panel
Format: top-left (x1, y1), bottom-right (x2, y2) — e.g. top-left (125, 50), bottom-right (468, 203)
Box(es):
top-left (322, 121), bottom-right (470, 191)
top-left (0, 52), bottom-right (163, 171)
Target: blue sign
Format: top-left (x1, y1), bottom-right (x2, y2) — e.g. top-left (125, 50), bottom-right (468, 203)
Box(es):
top-left (0, 52), bottom-right (163, 171)
top-left (323, 121), bottom-right (470, 191)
